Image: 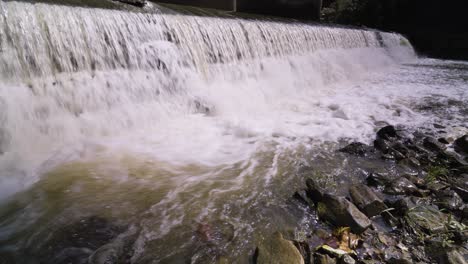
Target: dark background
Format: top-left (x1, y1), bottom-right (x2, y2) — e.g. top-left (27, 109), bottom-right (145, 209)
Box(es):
top-left (321, 0), bottom-right (468, 60)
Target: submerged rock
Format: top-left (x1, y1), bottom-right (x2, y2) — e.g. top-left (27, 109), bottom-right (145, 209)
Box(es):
top-left (255, 232), bottom-right (305, 264)
top-left (349, 185), bottom-right (387, 217)
top-left (317, 194), bottom-right (371, 234)
top-left (339, 142), bottom-right (373, 157)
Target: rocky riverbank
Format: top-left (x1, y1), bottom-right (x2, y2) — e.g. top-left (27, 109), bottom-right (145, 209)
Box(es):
top-left (255, 125), bottom-right (467, 264)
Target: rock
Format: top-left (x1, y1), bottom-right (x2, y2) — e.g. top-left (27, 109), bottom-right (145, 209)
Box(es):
top-left (384, 177), bottom-right (421, 196)
top-left (403, 174), bottom-right (426, 188)
top-left (113, 0), bottom-right (146, 7)
top-left (317, 194), bottom-right (371, 233)
top-left (38, 216), bottom-right (123, 263)
top-left (306, 178), bottom-right (326, 202)
top-left (314, 253), bottom-right (337, 264)
top-left (454, 135), bottom-right (468, 155)
top-left (293, 240), bottom-right (312, 264)
top-left (366, 172), bottom-right (391, 187)
top-left (406, 205), bottom-right (449, 234)
top-left (338, 142), bottom-right (372, 157)
top-left (255, 232), bottom-right (305, 264)
top-left (376, 126), bottom-right (398, 140)
top-left (438, 138), bottom-right (450, 145)
top-left (317, 245), bottom-right (349, 258)
top-left (443, 248), bottom-right (468, 264)
top-left (339, 255), bottom-right (356, 264)
top-left (435, 189), bottom-right (464, 211)
top-left (423, 137), bottom-right (447, 153)
top-left (433, 123), bottom-right (446, 129)
top-left (374, 138), bottom-right (392, 153)
top-left (349, 185), bottom-right (387, 217)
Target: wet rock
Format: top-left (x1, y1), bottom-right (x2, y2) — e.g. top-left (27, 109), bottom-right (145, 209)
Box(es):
top-left (38, 216), bottom-right (123, 263)
top-left (374, 138), bottom-right (392, 153)
top-left (433, 123), bottom-right (446, 129)
top-left (399, 157), bottom-right (421, 168)
top-left (376, 126), bottom-right (398, 141)
top-left (113, 0), bottom-right (146, 7)
top-left (51, 247), bottom-right (92, 264)
top-left (339, 255), bottom-right (355, 264)
top-left (454, 135), bottom-right (468, 155)
top-left (443, 248), bottom-right (468, 264)
top-left (406, 205), bottom-right (449, 234)
top-left (349, 185), bottom-right (387, 217)
top-left (338, 142), bottom-right (373, 157)
top-left (435, 189), bottom-right (464, 211)
top-left (366, 172), bottom-right (391, 187)
top-left (314, 253), bottom-right (337, 264)
top-left (423, 137), bottom-right (447, 153)
top-left (384, 246), bottom-right (412, 264)
top-left (255, 232), bottom-right (305, 264)
top-left (438, 138), bottom-right (450, 145)
top-left (403, 174), bottom-right (426, 188)
top-left (317, 194), bottom-right (371, 233)
top-left (384, 177), bottom-right (423, 196)
top-left (306, 178), bottom-right (326, 203)
top-left (293, 240), bottom-right (312, 264)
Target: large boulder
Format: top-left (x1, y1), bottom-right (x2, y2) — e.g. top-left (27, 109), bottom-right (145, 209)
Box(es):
top-left (255, 232), bottom-right (305, 264)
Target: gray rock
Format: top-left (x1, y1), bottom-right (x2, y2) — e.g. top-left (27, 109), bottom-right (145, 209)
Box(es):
top-left (317, 194), bottom-right (371, 233)
top-left (384, 177), bottom-right (421, 196)
top-left (256, 232), bottom-right (305, 264)
top-left (454, 135), bottom-right (468, 155)
top-left (376, 126), bottom-right (398, 140)
top-left (443, 247), bottom-right (468, 264)
top-left (314, 253), bottom-right (337, 264)
top-left (306, 178), bottom-right (326, 202)
top-left (339, 255), bottom-right (356, 264)
top-left (423, 136), bottom-right (447, 153)
top-left (435, 189), bottom-right (464, 211)
top-left (349, 185), bottom-right (387, 217)
top-left (339, 142), bottom-right (372, 156)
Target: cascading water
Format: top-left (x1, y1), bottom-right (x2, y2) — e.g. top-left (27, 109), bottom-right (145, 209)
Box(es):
top-left (0, 1), bottom-right (467, 263)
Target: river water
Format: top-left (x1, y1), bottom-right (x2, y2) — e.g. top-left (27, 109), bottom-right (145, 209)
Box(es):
top-left (0, 1), bottom-right (467, 263)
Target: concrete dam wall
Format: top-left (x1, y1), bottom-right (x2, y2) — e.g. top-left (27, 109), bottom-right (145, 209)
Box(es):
top-left (154, 0), bottom-right (323, 20)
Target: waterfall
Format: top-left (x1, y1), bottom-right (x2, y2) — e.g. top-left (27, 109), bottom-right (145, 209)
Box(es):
top-left (0, 1), bottom-right (417, 197)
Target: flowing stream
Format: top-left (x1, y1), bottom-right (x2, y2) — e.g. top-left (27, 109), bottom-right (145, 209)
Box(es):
top-left (0, 1), bottom-right (467, 263)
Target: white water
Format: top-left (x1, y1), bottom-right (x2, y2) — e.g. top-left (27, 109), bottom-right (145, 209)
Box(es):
top-left (1, 2), bottom-right (467, 262)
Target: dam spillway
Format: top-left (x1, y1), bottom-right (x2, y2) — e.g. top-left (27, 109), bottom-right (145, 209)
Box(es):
top-left (0, 1), bottom-right (467, 263)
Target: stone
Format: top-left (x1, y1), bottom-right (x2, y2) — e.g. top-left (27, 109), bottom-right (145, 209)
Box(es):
top-left (339, 255), bottom-right (356, 264)
top-left (306, 178), bottom-right (326, 202)
top-left (376, 126), bottom-right (398, 140)
top-left (435, 189), bottom-right (464, 211)
top-left (454, 135), bottom-right (468, 155)
top-left (443, 248), bottom-right (468, 264)
top-left (406, 205), bottom-right (449, 234)
top-left (384, 177), bottom-right (420, 196)
top-left (374, 138), bottom-right (392, 153)
top-left (256, 232), bottom-right (305, 264)
top-left (349, 185), bottom-right (387, 217)
top-left (317, 194), bottom-right (371, 233)
top-left (423, 137), bottom-right (447, 153)
top-left (403, 174), bottom-right (426, 188)
top-left (314, 253), bottom-right (337, 264)
top-left (366, 172), bottom-right (391, 187)
top-left (338, 142), bottom-right (372, 157)
top-left (438, 138), bottom-right (450, 145)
